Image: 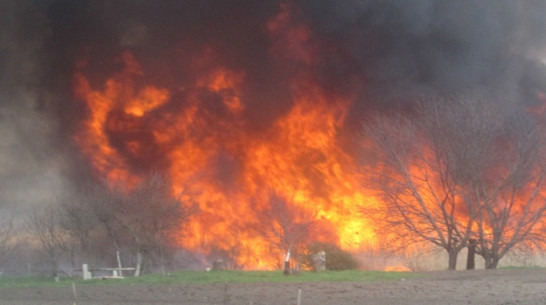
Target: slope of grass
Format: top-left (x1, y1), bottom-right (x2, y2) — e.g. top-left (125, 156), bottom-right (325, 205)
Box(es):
top-left (0, 270), bottom-right (420, 288)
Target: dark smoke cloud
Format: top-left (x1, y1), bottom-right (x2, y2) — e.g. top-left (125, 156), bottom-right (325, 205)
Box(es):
top-left (2, 0), bottom-right (546, 210)
top-left (39, 0), bottom-right (546, 122)
top-left (295, 0), bottom-right (546, 109)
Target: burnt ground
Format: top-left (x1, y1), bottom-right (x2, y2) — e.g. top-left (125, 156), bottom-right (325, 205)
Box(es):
top-left (0, 268), bottom-right (545, 305)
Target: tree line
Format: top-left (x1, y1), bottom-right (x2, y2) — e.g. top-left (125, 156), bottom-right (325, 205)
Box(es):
top-left (4, 174), bottom-right (196, 277)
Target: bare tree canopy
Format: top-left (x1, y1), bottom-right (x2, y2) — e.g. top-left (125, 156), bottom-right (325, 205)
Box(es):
top-left (253, 193), bottom-right (316, 269)
top-left (26, 205), bottom-right (68, 277)
top-left (362, 95), bottom-right (546, 269)
top-left (0, 214), bottom-right (17, 273)
top-left (116, 173), bottom-right (196, 275)
top-left (57, 173), bottom-right (197, 276)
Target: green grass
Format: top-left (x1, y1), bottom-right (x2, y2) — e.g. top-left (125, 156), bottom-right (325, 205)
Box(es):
top-left (0, 270), bottom-right (420, 288)
top-left (499, 265), bottom-right (544, 269)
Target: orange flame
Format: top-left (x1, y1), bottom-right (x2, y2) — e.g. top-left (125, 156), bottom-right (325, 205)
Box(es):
top-left (73, 52), bottom-right (382, 269)
top-left (72, 3), bottom-right (546, 269)
top-left (72, 4), bottom-right (387, 269)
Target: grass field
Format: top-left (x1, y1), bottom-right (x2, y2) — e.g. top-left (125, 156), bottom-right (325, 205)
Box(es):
top-left (0, 270), bottom-right (420, 288)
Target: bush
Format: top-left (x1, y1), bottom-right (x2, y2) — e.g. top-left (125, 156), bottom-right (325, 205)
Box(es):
top-left (302, 242), bottom-right (358, 271)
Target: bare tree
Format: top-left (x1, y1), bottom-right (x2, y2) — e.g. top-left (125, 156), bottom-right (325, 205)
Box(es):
top-left (253, 194), bottom-right (315, 270)
top-left (60, 190), bottom-right (102, 269)
top-left (471, 113), bottom-right (546, 269)
top-left (0, 215), bottom-right (17, 273)
top-left (363, 108), bottom-right (474, 270)
top-left (114, 173), bottom-right (194, 275)
top-left (27, 205), bottom-right (68, 277)
top-left (60, 175), bottom-right (195, 276)
top-left (363, 95), bottom-right (546, 269)
top-left (60, 182), bottom-right (127, 274)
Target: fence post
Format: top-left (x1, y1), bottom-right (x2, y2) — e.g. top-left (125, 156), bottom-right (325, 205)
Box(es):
top-left (82, 263), bottom-right (92, 280)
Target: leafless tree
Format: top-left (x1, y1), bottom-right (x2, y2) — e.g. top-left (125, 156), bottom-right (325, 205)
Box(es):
top-left (60, 182), bottom-right (126, 273)
top-left (363, 95), bottom-right (546, 269)
top-left (363, 107), bottom-right (474, 270)
top-left (470, 112), bottom-right (546, 268)
top-left (60, 189), bottom-right (102, 268)
top-left (253, 194), bottom-right (316, 270)
top-left (59, 174), bottom-right (196, 275)
top-left (0, 215), bottom-right (17, 272)
top-left (26, 205), bottom-right (68, 277)
top-left (114, 173), bottom-right (195, 275)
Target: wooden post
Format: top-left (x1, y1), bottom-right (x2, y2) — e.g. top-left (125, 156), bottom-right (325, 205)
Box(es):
top-left (312, 251), bottom-right (326, 271)
top-left (283, 249), bottom-right (291, 275)
top-left (116, 250), bottom-right (123, 277)
top-left (212, 259), bottom-right (224, 271)
top-left (466, 239), bottom-right (477, 270)
top-left (134, 253), bottom-right (142, 277)
top-left (82, 264), bottom-right (92, 280)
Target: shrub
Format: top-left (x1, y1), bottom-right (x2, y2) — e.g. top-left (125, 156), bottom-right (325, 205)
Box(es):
top-left (302, 242), bottom-right (358, 271)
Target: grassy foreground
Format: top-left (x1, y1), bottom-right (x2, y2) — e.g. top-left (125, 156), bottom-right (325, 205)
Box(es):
top-left (0, 270), bottom-right (419, 288)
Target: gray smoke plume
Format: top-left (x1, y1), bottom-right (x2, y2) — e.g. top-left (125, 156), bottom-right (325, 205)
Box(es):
top-left (0, 1), bottom-right (68, 214)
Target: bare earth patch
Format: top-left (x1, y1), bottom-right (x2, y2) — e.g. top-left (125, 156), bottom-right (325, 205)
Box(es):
top-left (1, 268), bottom-right (545, 305)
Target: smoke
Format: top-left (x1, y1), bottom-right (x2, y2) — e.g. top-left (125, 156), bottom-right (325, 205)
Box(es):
top-left (2, 0), bottom-right (546, 210)
top-left (295, 0), bottom-right (546, 111)
top-left (0, 1), bottom-right (68, 213)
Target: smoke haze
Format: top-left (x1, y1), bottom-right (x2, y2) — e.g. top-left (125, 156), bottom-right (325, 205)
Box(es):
top-left (1, 0), bottom-right (546, 213)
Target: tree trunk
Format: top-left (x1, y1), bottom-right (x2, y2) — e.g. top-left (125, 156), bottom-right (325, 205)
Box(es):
top-left (447, 248), bottom-right (458, 270)
top-left (50, 251), bottom-right (58, 278)
top-left (485, 256), bottom-right (499, 269)
top-left (466, 239), bottom-right (476, 270)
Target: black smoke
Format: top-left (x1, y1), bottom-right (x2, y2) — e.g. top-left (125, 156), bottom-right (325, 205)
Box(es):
top-left (2, 0), bottom-right (546, 210)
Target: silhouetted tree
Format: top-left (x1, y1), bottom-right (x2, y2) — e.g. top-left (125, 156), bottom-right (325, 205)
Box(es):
top-left (363, 106), bottom-right (474, 270)
top-left (470, 112), bottom-right (546, 269)
top-left (0, 214), bottom-right (17, 273)
top-left (114, 173), bottom-right (195, 275)
top-left (27, 205), bottom-right (68, 277)
top-left (363, 95), bottom-right (546, 269)
top-left (253, 194), bottom-right (316, 270)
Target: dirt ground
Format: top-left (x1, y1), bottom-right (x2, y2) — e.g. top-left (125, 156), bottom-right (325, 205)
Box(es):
top-left (0, 268), bottom-right (545, 305)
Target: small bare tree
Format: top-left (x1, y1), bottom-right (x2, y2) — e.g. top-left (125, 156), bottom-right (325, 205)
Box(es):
top-left (60, 190), bottom-right (102, 269)
top-left (27, 205), bottom-right (68, 277)
top-left (0, 215), bottom-right (17, 272)
top-left (114, 173), bottom-right (194, 275)
top-left (61, 182), bottom-right (126, 273)
top-left (253, 194), bottom-right (315, 270)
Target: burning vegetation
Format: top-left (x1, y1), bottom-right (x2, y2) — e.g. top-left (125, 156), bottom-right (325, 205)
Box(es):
top-left (72, 10), bottom-right (378, 268)
top-left (3, 1), bottom-right (546, 275)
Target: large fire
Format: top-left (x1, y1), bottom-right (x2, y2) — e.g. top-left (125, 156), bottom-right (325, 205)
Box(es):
top-left (71, 2), bottom-right (546, 270)
top-left (73, 4), bottom-right (380, 269)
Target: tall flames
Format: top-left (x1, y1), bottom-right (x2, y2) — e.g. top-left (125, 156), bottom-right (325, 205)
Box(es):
top-left (73, 4), bottom-right (382, 269)
top-left (71, 2), bottom-right (546, 270)
top-left (74, 52), bottom-right (379, 268)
